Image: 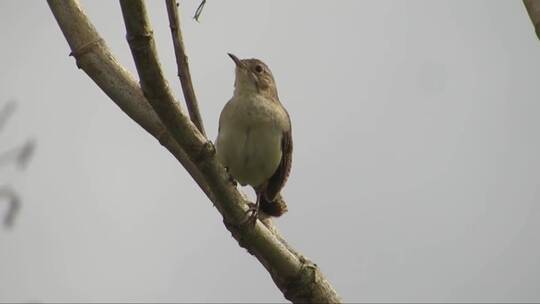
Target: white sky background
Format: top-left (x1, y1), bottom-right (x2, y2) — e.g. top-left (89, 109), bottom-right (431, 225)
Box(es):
top-left (1, 0), bottom-right (540, 302)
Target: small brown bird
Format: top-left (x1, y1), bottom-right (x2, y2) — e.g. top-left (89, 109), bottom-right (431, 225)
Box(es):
top-left (216, 53), bottom-right (292, 223)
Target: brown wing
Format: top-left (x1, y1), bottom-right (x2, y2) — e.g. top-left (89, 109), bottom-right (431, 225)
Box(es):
top-left (265, 126), bottom-right (293, 201)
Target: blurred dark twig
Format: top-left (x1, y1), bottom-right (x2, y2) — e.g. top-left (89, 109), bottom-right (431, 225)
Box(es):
top-left (0, 100), bottom-right (36, 230)
top-left (0, 100), bottom-right (17, 133)
top-left (0, 186), bottom-right (20, 229)
top-left (0, 139), bottom-right (36, 169)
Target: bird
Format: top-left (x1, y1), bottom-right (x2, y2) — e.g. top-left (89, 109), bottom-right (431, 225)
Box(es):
top-left (216, 53), bottom-right (292, 224)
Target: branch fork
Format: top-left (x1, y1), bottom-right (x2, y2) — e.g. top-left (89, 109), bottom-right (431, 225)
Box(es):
top-left (47, 0), bottom-right (340, 302)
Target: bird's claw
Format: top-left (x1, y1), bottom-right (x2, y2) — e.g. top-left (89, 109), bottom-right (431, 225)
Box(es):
top-left (242, 202), bottom-right (259, 227)
top-left (228, 175), bottom-right (238, 187)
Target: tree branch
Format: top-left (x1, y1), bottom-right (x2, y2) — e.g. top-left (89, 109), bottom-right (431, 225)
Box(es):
top-left (165, 0), bottom-right (206, 136)
top-left (48, 0), bottom-right (341, 302)
top-left (524, 0), bottom-right (540, 40)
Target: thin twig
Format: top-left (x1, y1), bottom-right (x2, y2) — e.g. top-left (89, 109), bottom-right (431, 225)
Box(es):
top-left (165, 0), bottom-right (206, 136)
top-left (193, 0), bottom-right (206, 22)
top-left (524, 0), bottom-right (540, 40)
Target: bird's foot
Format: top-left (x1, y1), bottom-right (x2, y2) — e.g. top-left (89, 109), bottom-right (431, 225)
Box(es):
top-left (228, 175), bottom-right (238, 187)
top-left (224, 167), bottom-right (237, 186)
top-left (242, 202), bottom-right (259, 227)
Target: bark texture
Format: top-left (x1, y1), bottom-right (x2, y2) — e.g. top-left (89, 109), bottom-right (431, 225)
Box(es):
top-left (47, 1), bottom-right (341, 302)
top-left (524, 0), bottom-right (540, 40)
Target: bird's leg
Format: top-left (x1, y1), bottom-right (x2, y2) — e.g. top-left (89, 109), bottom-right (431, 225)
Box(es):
top-left (224, 166), bottom-right (237, 186)
top-left (243, 192), bottom-right (260, 227)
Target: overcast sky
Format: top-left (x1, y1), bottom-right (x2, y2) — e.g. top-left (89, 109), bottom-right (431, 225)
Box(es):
top-left (1, 0), bottom-right (540, 302)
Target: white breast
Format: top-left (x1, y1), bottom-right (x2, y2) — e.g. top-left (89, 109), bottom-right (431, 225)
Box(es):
top-left (216, 94), bottom-right (286, 187)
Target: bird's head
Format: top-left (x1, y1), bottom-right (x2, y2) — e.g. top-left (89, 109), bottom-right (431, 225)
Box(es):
top-left (228, 53), bottom-right (278, 100)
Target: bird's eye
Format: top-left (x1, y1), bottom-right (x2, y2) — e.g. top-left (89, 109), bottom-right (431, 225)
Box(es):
top-left (254, 65), bottom-right (263, 73)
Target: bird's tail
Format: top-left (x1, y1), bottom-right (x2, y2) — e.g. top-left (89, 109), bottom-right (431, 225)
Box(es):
top-left (260, 193), bottom-right (288, 217)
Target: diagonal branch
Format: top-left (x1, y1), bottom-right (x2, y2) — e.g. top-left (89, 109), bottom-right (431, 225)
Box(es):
top-left (165, 0), bottom-right (206, 136)
top-left (49, 0), bottom-right (341, 302)
top-left (524, 0), bottom-right (540, 40)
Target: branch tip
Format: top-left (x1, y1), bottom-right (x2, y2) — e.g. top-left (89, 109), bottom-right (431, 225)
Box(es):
top-left (165, 0), bottom-right (206, 135)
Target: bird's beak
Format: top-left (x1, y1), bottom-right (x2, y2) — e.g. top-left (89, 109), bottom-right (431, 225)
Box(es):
top-left (228, 53), bottom-right (244, 69)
